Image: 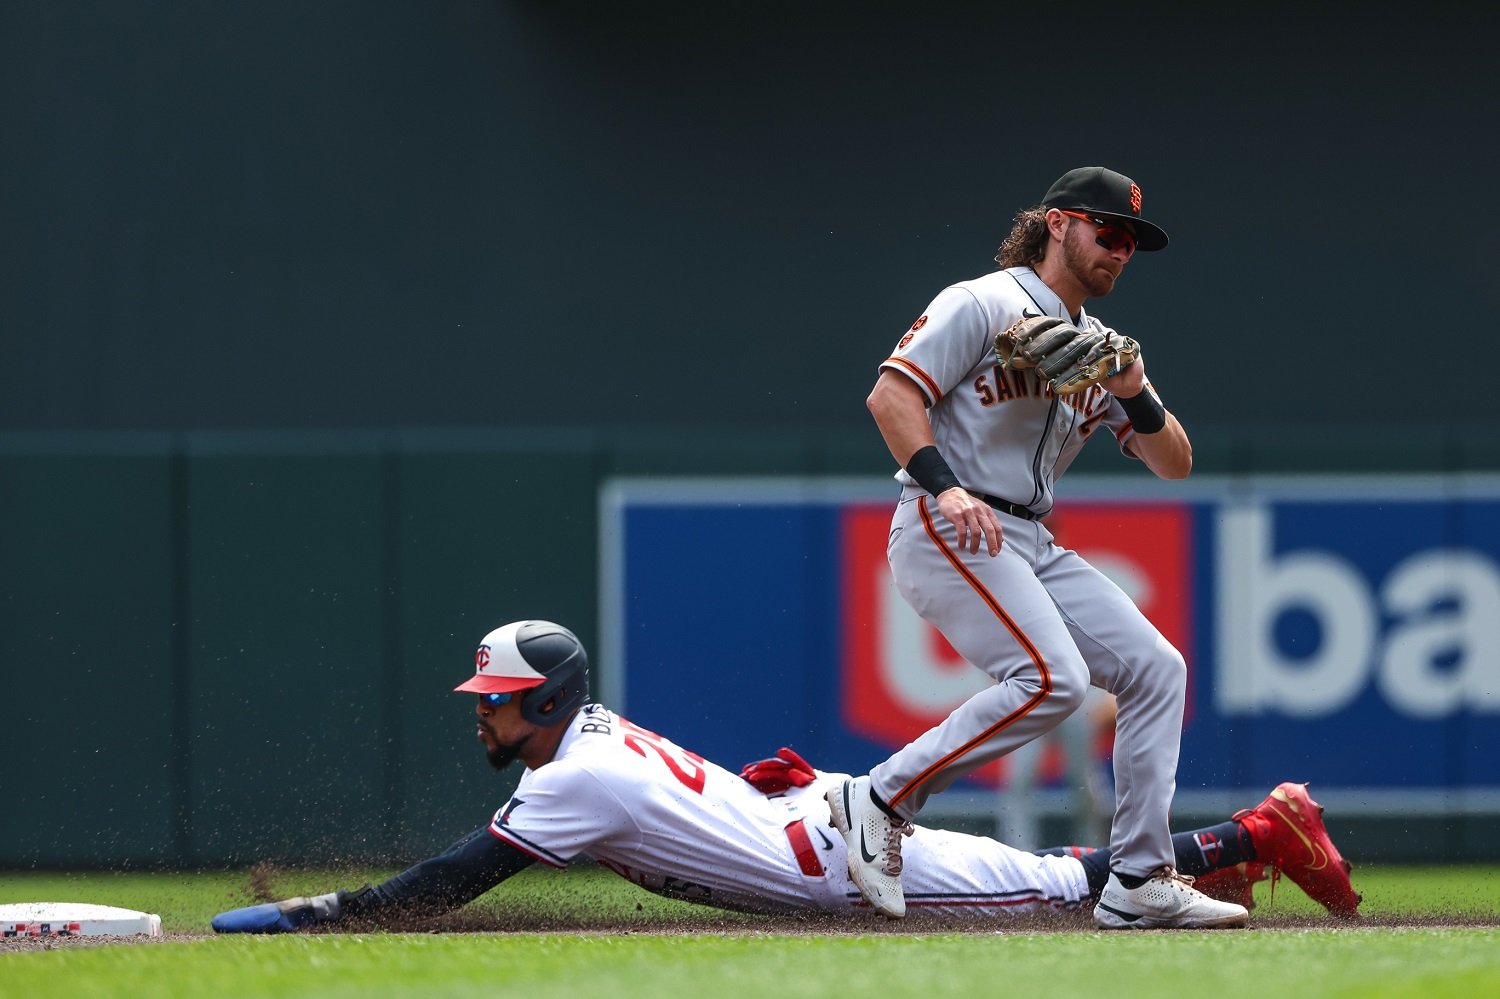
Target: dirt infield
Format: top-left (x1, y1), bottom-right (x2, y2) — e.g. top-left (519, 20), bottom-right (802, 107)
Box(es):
top-left (5, 861), bottom-right (1495, 953)
top-left (6, 908), bottom-right (1498, 954)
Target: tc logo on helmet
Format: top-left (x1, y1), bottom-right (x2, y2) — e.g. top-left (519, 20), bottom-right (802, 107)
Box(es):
top-left (475, 645), bottom-right (491, 671)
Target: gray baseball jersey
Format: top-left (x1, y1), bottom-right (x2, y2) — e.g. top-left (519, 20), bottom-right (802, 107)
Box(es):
top-left (869, 265), bottom-right (1186, 878)
top-left (883, 266), bottom-right (1154, 517)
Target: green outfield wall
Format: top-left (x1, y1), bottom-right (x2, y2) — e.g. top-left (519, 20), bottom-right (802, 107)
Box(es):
top-left (4, 2), bottom-right (1498, 440)
top-left (3, 426), bottom-right (1499, 869)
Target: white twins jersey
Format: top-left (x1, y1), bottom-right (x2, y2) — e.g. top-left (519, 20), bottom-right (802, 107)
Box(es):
top-left (487, 704), bottom-right (1089, 917)
top-left (488, 703), bottom-right (837, 912)
top-left (882, 265), bottom-right (1154, 516)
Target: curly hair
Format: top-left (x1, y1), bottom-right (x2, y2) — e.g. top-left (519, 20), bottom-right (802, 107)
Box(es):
top-left (994, 206), bottom-right (1051, 269)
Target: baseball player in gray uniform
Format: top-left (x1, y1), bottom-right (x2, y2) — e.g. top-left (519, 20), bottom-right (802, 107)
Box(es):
top-left (827, 167), bottom-right (1241, 929)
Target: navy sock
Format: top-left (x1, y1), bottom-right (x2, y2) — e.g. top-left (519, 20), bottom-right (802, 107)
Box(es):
top-left (1035, 818), bottom-right (1253, 897)
top-left (1171, 820), bottom-right (1255, 877)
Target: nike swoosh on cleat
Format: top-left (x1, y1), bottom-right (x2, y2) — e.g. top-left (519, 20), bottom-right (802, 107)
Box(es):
top-left (859, 830), bottom-right (879, 865)
top-left (1096, 903), bottom-right (1143, 923)
top-left (816, 828), bottom-right (834, 851)
top-left (1268, 798), bottom-right (1329, 870)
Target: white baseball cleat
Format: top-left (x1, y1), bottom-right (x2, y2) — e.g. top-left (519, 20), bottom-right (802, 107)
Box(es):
top-left (1093, 867), bottom-right (1250, 930)
top-left (826, 776), bottom-right (912, 919)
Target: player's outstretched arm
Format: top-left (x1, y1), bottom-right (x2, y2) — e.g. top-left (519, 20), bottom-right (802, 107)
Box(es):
top-left (211, 825), bottom-right (536, 933)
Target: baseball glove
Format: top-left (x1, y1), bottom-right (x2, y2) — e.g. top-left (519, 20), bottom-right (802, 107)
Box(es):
top-left (995, 315), bottom-right (1139, 396)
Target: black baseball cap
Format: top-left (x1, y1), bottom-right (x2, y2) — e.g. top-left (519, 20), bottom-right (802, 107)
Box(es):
top-left (1041, 167), bottom-right (1169, 252)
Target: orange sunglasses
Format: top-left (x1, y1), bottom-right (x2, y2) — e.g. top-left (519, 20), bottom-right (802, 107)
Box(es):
top-left (1059, 210), bottom-right (1137, 257)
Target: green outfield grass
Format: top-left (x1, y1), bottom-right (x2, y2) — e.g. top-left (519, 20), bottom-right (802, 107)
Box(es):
top-left (3, 865), bottom-right (1498, 999)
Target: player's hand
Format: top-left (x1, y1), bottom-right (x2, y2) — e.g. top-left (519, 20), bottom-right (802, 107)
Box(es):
top-left (936, 487), bottom-right (1002, 556)
top-left (211, 888), bottom-right (362, 934)
top-left (740, 746), bottom-right (818, 793)
top-left (1101, 352), bottom-right (1146, 398)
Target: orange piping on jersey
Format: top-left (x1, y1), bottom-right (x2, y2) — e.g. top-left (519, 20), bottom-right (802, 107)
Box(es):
top-left (886, 497), bottom-right (1052, 812)
top-left (882, 356), bottom-right (943, 403)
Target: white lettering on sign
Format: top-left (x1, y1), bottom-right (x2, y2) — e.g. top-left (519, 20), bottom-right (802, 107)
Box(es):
top-left (1217, 506), bottom-right (1374, 717)
top-left (1379, 551), bottom-right (1500, 719)
top-left (1216, 505), bottom-right (1500, 718)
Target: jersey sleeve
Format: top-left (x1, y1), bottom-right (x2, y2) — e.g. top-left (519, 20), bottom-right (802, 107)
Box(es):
top-left (880, 285), bottom-right (995, 406)
top-left (487, 760), bottom-right (634, 868)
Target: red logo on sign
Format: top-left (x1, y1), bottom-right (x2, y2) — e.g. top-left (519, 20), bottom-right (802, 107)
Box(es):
top-left (839, 500), bottom-right (1193, 787)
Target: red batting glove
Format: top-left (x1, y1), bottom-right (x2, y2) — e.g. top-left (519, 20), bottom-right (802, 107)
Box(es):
top-left (738, 746), bottom-right (818, 793)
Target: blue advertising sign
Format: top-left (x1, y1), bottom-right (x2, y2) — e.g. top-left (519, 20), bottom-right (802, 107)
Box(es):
top-left (600, 477), bottom-right (1500, 817)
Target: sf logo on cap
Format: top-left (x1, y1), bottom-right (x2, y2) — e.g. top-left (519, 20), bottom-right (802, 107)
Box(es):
top-left (475, 645), bottom-right (491, 671)
top-left (1129, 183), bottom-right (1142, 213)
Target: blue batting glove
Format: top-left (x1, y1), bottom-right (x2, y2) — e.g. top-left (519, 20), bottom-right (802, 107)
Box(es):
top-left (211, 893), bottom-right (340, 934)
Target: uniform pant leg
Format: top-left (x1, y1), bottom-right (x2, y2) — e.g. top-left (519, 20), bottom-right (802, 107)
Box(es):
top-left (996, 729), bottom-right (1046, 852)
top-left (1034, 538), bottom-right (1187, 876)
top-left (1063, 687), bottom-right (1115, 847)
top-left (871, 496), bottom-right (1090, 819)
top-left (896, 824), bottom-right (1092, 917)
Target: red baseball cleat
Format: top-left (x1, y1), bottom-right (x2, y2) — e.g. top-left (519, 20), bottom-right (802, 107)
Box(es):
top-left (1234, 783), bottom-right (1362, 918)
top-left (1194, 862), bottom-right (1269, 912)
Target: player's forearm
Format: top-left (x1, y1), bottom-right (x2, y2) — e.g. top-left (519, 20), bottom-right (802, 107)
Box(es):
top-left (212, 824), bottom-right (537, 933)
top-left (1129, 413), bottom-right (1192, 479)
top-left (348, 825), bottom-right (534, 920)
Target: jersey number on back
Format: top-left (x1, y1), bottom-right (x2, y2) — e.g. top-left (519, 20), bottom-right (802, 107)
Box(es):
top-left (619, 718), bottom-right (707, 794)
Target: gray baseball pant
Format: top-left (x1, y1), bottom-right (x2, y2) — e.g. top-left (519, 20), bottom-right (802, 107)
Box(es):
top-left (870, 494), bottom-right (1186, 877)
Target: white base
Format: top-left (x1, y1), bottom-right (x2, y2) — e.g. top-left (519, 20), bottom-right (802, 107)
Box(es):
top-left (0, 902), bottom-right (162, 938)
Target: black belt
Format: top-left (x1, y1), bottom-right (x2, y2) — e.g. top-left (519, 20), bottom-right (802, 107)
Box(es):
top-left (974, 493), bottom-right (1041, 521)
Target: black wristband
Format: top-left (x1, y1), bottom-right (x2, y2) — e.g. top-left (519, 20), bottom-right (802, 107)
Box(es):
top-left (906, 445), bottom-right (963, 497)
top-left (1118, 388), bottom-right (1168, 435)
